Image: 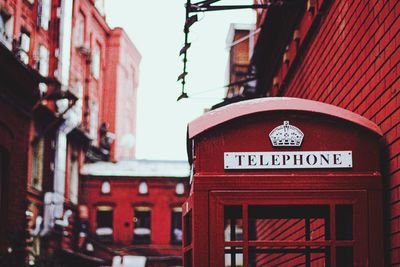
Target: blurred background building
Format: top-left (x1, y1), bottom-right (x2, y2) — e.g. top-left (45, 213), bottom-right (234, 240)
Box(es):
top-left (80, 160), bottom-right (189, 267)
top-left (0, 0), bottom-right (144, 266)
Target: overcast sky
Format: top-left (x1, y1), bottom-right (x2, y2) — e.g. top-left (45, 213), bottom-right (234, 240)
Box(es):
top-left (105, 0), bottom-right (255, 161)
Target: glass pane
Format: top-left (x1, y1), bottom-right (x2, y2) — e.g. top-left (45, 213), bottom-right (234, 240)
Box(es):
top-left (96, 208), bottom-right (113, 242)
top-left (248, 205), bottom-right (329, 241)
top-left (225, 206), bottom-right (243, 241)
top-left (336, 246), bottom-right (353, 267)
top-left (96, 209), bottom-right (113, 228)
top-left (184, 211), bottom-right (192, 246)
top-left (133, 209), bottom-right (151, 244)
top-left (31, 138), bottom-right (44, 191)
top-left (225, 246), bottom-right (243, 267)
top-left (249, 246), bottom-right (329, 267)
top-left (171, 210), bottom-right (182, 244)
top-left (336, 205), bottom-right (353, 240)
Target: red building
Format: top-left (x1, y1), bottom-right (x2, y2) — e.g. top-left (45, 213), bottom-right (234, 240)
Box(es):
top-left (211, 0), bottom-right (400, 265)
top-left (69, 0), bottom-right (141, 163)
top-left (0, 0), bottom-right (76, 265)
top-left (80, 160), bottom-right (190, 266)
top-left (0, 0), bottom-right (140, 266)
top-left (225, 24), bottom-right (255, 99)
top-left (103, 28), bottom-right (141, 161)
top-left (0, 41), bottom-right (44, 267)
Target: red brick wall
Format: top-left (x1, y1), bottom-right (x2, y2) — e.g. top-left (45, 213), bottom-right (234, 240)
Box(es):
top-left (69, 0), bottom-right (140, 161)
top-left (104, 28), bottom-right (141, 160)
top-left (277, 1), bottom-right (400, 264)
top-left (69, 0), bottom-right (110, 139)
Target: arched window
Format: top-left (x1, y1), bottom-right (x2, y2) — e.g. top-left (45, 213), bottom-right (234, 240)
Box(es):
top-left (74, 12), bottom-right (85, 47)
top-left (31, 137), bottom-right (44, 191)
top-left (18, 31), bottom-right (30, 64)
top-left (138, 181), bottom-right (148, 195)
top-left (38, 0), bottom-right (51, 30)
top-left (91, 43), bottom-right (101, 79)
top-left (101, 181), bottom-right (110, 194)
top-left (175, 182), bottom-right (185, 195)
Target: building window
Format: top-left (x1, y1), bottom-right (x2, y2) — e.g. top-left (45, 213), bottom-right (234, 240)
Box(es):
top-left (138, 181), bottom-right (148, 195)
top-left (17, 31), bottom-right (30, 64)
top-left (69, 152), bottom-right (78, 204)
top-left (31, 138), bottom-right (44, 191)
top-left (94, 0), bottom-right (105, 16)
top-left (67, 80), bottom-right (83, 126)
top-left (91, 44), bottom-right (100, 79)
top-left (0, 10), bottom-right (13, 49)
top-left (133, 206), bottom-right (151, 244)
top-left (74, 12), bottom-right (85, 47)
top-left (96, 206), bottom-right (113, 242)
top-left (176, 182), bottom-right (185, 195)
top-left (37, 45), bottom-right (49, 96)
top-left (89, 101), bottom-right (99, 143)
top-left (101, 181), bottom-right (111, 194)
top-left (37, 44), bottom-right (49, 76)
top-left (38, 0), bottom-right (51, 30)
top-left (171, 207), bottom-right (183, 244)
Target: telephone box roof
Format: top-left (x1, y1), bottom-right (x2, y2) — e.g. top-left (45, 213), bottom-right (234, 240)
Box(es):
top-left (188, 97), bottom-right (383, 138)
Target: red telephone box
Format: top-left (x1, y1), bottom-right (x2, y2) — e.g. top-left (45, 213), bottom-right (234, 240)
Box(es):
top-left (183, 98), bottom-right (384, 267)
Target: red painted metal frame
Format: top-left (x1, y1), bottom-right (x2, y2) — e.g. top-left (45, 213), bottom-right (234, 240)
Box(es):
top-left (182, 195), bottom-right (194, 266)
top-left (210, 190), bottom-right (368, 267)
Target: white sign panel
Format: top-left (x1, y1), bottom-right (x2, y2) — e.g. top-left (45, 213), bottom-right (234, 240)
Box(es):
top-left (224, 151), bottom-right (353, 170)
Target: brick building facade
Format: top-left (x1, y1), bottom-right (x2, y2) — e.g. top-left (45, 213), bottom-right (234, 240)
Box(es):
top-left (217, 0), bottom-right (400, 265)
top-left (225, 24), bottom-right (254, 99)
top-left (0, 0), bottom-right (140, 266)
top-left (102, 28), bottom-right (141, 161)
top-left (0, 42), bottom-right (43, 266)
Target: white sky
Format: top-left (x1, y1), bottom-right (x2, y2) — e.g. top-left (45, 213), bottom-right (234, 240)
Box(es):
top-left (105, 0), bottom-right (255, 160)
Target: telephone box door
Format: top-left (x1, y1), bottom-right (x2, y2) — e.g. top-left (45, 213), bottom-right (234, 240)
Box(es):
top-left (210, 190), bottom-right (368, 267)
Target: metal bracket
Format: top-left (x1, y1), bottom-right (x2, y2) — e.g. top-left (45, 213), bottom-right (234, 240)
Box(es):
top-left (178, 0), bottom-right (284, 100)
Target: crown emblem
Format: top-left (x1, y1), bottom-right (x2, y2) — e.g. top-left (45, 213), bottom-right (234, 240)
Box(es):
top-left (269, 121), bottom-right (304, 147)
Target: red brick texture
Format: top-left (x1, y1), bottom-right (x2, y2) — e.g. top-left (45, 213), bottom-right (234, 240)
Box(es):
top-left (277, 1), bottom-right (400, 264)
